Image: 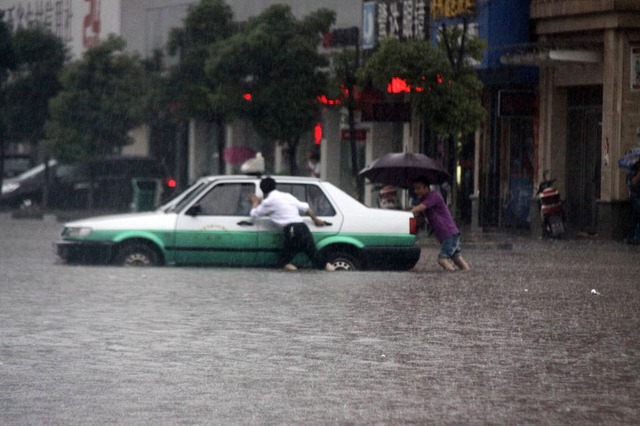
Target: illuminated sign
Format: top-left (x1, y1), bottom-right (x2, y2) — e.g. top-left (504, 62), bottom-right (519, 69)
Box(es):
top-left (430, 0), bottom-right (475, 20)
top-left (387, 75), bottom-right (447, 94)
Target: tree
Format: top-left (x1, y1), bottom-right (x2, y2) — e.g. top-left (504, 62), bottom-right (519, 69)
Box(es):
top-left (166, 0), bottom-right (235, 118)
top-left (0, 11), bottom-right (15, 189)
top-left (361, 26), bottom-right (486, 214)
top-left (361, 35), bottom-right (484, 138)
top-left (329, 44), bottom-right (363, 199)
top-left (206, 5), bottom-right (335, 175)
top-left (45, 35), bottom-right (150, 163)
top-left (165, 0), bottom-right (236, 177)
top-left (3, 25), bottom-right (67, 154)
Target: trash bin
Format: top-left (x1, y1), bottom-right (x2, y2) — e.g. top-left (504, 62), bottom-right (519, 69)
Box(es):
top-left (131, 178), bottom-right (161, 212)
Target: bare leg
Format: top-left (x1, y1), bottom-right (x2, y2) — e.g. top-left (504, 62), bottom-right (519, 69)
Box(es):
top-left (452, 255), bottom-right (470, 271)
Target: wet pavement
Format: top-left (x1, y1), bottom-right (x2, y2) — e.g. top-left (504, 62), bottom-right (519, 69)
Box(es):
top-left (0, 213), bottom-right (639, 425)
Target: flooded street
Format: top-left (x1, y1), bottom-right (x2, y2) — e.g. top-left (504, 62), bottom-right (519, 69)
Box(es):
top-left (1, 213), bottom-right (638, 424)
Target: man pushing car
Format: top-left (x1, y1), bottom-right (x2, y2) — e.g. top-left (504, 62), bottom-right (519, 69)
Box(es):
top-left (249, 177), bottom-right (335, 271)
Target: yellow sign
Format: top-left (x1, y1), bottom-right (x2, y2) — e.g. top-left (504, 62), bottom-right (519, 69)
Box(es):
top-left (431, 0), bottom-right (475, 20)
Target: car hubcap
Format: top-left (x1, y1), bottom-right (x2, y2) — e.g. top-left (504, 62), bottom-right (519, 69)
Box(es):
top-left (332, 260), bottom-right (353, 270)
top-left (124, 253), bottom-right (151, 266)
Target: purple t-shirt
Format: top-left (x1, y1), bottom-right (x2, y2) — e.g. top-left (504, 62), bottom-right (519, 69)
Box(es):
top-left (420, 191), bottom-right (459, 243)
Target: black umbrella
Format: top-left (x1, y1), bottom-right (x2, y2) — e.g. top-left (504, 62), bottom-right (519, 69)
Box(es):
top-left (359, 152), bottom-right (450, 188)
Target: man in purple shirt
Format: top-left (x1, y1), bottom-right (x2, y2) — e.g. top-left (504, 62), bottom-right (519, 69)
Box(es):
top-left (410, 176), bottom-right (470, 271)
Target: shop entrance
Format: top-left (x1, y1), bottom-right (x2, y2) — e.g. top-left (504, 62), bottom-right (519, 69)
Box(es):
top-left (566, 86), bottom-right (602, 235)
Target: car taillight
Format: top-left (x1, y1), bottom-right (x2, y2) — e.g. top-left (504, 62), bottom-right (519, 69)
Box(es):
top-left (409, 217), bottom-right (417, 235)
top-left (166, 178), bottom-right (177, 188)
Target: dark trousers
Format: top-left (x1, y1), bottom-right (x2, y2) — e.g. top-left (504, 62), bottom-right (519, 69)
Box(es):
top-left (280, 222), bottom-right (325, 269)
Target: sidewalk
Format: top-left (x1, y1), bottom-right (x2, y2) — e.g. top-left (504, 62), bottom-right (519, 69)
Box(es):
top-left (416, 225), bottom-right (533, 250)
top-left (415, 224), bottom-right (613, 250)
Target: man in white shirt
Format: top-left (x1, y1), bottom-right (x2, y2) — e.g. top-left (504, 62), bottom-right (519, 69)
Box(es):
top-left (249, 177), bottom-right (335, 271)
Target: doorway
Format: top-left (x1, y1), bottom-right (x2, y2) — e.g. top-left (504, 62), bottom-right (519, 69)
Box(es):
top-left (565, 86), bottom-right (602, 234)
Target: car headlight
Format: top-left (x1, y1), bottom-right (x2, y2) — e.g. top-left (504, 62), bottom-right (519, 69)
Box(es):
top-left (2, 182), bottom-right (19, 194)
top-left (63, 227), bottom-right (93, 238)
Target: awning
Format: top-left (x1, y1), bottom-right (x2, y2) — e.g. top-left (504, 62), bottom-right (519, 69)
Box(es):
top-left (501, 49), bottom-right (602, 67)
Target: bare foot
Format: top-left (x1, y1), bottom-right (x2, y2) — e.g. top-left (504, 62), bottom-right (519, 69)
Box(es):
top-left (438, 258), bottom-right (456, 271)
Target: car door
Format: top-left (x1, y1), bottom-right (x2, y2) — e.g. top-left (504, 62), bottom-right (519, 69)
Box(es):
top-left (172, 181), bottom-right (260, 266)
top-left (253, 182), bottom-right (342, 266)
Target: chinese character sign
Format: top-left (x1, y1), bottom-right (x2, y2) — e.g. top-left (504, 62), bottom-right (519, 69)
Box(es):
top-left (83, 0), bottom-right (100, 48)
top-left (430, 0), bottom-right (475, 20)
top-left (363, 0), bottom-right (429, 49)
top-left (0, 0), bottom-right (112, 58)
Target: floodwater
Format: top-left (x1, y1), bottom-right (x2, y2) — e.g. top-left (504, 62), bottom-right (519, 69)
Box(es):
top-left (0, 213), bottom-right (638, 424)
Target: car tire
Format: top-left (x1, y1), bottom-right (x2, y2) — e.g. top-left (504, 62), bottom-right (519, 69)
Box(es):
top-left (113, 243), bottom-right (160, 267)
top-left (325, 251), bottom-right (361, 271)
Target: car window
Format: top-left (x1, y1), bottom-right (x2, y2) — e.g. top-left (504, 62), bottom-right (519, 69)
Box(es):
top-left (2, 156), bottom-right (30, 178)
top-left (55, 164), bottom-right (89, 182)
top-left (276, 183), bottom-right (336, 216)
top-left (197, 183), bottom-right (255, 216)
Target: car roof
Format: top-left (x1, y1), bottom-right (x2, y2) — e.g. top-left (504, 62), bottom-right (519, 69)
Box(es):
top-left (196, 175), bottom-right (323, 183)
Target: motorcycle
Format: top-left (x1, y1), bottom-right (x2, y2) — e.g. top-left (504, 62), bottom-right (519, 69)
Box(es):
top-left (536, 172), bottom-right (565, 238)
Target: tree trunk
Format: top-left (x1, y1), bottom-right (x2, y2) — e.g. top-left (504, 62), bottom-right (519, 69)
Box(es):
top-left (288, 139), bottom-right (298, 176)
top-left (348, 92), bottom-right (363, 201)
top-left (0, 133), bottom-right (4, 199)
top-left (42, 156), bottom-right (50, 209)
top-left (216, 120), bottom-right (225, 175)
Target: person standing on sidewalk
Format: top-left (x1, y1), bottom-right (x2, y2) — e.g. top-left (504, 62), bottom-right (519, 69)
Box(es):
top-left (249, 177), bottom-right (335, 271)
top-left (409, 176), bottom-right (470, 271)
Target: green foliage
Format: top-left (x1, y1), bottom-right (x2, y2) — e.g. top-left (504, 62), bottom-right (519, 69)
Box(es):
top-left (45, 35), bottom-right (150, 163)
top-left (3, 25), bottom-right (67, 146)
top-left (206, 4), bottom-right (335, 173)
top-left (361, 33), bottom-right (485, 137)
top-left (0, 12), bottom-right (15, 142)
top-left (0, 12), bottom-right (15, 83)
top-left (166, 0), bottom-right (236, 120)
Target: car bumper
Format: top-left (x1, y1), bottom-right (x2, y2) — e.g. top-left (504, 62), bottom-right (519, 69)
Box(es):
top-left (54, 240), bottom-right (115, 264)
top-left (361, 246), bottom-right (421, 270)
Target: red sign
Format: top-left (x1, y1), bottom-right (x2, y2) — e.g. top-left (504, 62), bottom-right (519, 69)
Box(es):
top-left (341, 129), bottom-right (367, 141)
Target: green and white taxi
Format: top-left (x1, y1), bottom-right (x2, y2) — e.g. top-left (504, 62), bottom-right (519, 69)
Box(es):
top-left (54, 175), bottom-right (421, 270)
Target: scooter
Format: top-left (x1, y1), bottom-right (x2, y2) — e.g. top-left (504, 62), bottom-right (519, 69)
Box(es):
top-left (536, 172), bottom-right (565, 238)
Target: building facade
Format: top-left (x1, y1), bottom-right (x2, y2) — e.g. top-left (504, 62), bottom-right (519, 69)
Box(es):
top-left (502, 0), bottom-right (640, 239)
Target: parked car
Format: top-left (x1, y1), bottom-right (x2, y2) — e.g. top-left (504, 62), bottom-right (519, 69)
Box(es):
top-left (54, 175), bottom-right (421, 271)
top-left (1, 156), bottom-right (175, 210)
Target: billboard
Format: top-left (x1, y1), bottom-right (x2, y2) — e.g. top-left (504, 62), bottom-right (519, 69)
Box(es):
top-left (0, 0), bottom-right (121, 59)
top-left (362, 0), bottom-right (429, 49)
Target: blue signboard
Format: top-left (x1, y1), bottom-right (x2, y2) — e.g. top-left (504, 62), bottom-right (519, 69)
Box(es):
top-left (363, 2), bottom-right (376, 49)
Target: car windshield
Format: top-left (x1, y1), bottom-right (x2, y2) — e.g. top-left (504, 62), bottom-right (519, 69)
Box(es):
top-left (164, 180), bottom-right (211, 213)
top-left (12, 159), bottom-right (57, 180)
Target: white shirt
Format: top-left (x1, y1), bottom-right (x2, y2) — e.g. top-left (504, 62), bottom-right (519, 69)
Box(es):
top-left (250, 190), bottom-right (309, 227)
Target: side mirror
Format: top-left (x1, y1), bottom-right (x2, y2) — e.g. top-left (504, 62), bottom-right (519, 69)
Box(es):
top-left (186, 204), bottom-right (202, 216)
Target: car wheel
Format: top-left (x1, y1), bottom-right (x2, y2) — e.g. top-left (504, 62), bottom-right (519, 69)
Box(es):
top-left (325, 251), bottom-right (361, 271)
top-left (113, 243), bottom-right (160, 267)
